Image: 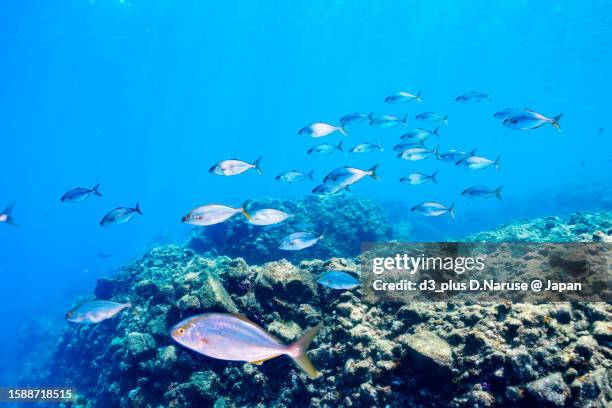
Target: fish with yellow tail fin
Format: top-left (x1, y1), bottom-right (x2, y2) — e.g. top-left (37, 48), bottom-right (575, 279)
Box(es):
top-left (170, 313), bottom-right (322, 379)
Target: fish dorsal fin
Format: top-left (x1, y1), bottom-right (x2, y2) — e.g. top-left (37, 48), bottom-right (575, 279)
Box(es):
top-left (231, 313), bottom-right (283, 344)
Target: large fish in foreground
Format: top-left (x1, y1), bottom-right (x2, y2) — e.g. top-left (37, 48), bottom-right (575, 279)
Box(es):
top-left (61, 184), bottom-right (102, 202)
top-left (66, 300), bottom-right (131, 324)
top-left (170, 313), bottom-right (322, 379)
top-left (502, 110), bottom-right (563, 131)
top-left (0, 202), bottom-right (17, 226)
top-left (182, 202), bottom-right (251, 226)
top-left (100, 202), bottom-right (142, 226)
top-left (210, 157), bottom-right (262, 176)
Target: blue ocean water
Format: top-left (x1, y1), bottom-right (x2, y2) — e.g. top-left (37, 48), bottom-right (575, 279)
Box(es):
top-left (0, 0), bottom-right (610, 386)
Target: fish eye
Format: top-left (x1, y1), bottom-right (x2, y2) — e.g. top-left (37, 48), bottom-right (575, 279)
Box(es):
top-left (178, 327), bottom-right (185, 335)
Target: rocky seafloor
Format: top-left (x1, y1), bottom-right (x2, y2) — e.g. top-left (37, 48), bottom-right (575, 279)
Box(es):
top-left (19, 197), bottom-right (612, 408)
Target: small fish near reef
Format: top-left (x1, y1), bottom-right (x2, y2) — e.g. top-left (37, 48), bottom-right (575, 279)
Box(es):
top-left (339, 112), bottom-right (370, 127)
top-left (0, 202), bottom-right (17, 226)
top-left (100, 202), bottom-right (142, 226)
top-left (60, 184), bottom-right (102, 202)
top-left (318, 271), bottom-right (360, 290)
top-left (308, 141), bottom-right (343, 155)
top-left (416, 112), bottom-right (448, 124)
top-left (323, 164), bottom-right (380, 186)
top-left (299, 122), bottom-right (347, 138)
top-left (455, 91), bottom-right (490, 103)
top-left (209, 157), bottom-right (263, 176)
top-left (182, 202), bottom-right (251, 226)
top-left (385, 90), bottom-right (422, 104)
top-left (276, 170), bottom-right (315, 183)
top-left (462, 185), bottom-right (503, 200)
top-left (455, 155), bottom-right (500, 170)
top-left (400, 171), bottom-right (438, 185)
top-left (411, 202), bottom-right (455, 218)
top-left (502, 109), bottom-right (563, 131)
top-left (66, 300), bottom-right (131, 324)
top-left (279, 232), bottom-right (323, 251)
top-left (248, 208), bottom-right (293, 226)
top-left (170, 313), bottom-right (322, 379)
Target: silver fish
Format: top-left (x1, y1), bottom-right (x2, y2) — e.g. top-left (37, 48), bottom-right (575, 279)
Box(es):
top-left (100, 202), bottom-right (142, 226)
top-left (368, 114), bottom-right (408, 128)
top-left (318, 271), bottom-right (360, 290)
top-left (397, 146), bottom-right (438, 161)
top-left (0, 202), bottom-right (17, 226)
top-left (385, 90), bottom-right (422, 104)
top-left (493, 108), bottom-right (518, 119)
top-left (415, 112), bottom-right (448, 124)
top-left (339, 112), bottom-right (370, 127)
top-left (276, 170), bottom-right (315, 183)
top-left (462, 185), bottom-right (503, 200)
top-left (455, 91), bottom-right (490, 103)
top-left (323, 164), bottom-right (380, 186)
top-left (411, 202), bottom-right (455, 218)
top-left (503, 110), bottom-right (563, 131)
top-left (279, 232), bottom-right (323, 251)
top-left (400, 127), bottom-right (440, 142)
top-left (350, 142), bottom-right (383, 153)
top-left (393, 141), bottom-right (425, 153)
top-left (400, 171), bottom-right (438, 185)
top-left (312, 182), bottom-right (349, 195)
top-left (455, 155), bottom-right (500, 170)
top-left (249, 209), bottom-right (293, 226)
top-left (170, 313), bottom-right (322, 378)
top-left (308, 141), bottom-right (343, 155)
top-left (299, 122), bottom-right (347, 138)
top-left (437, 148), bottom-right (477, 163)
top-left (66, 300), bottom-right (131, 324)
top-left (182, 202), bottom-right (251, 226)
top-left (210, 157), bottom-right (262, 176)
top-left (61, 184), bottom-right (102, 202)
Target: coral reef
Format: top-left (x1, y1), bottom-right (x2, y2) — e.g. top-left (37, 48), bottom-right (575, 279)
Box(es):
top-left (186, 195), bottom-right (392, 264)
top-left (18, 210), bottom-right (612, 407)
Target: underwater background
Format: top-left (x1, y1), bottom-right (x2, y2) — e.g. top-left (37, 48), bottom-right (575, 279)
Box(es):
top-left (0, 0), bottom-right (610, 406)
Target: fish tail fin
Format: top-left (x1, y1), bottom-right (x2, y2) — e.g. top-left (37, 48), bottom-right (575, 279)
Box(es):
top-left (551, 113), bottom-right (563, 131)
top-left (432, 145), bottom-right (440, 157)
top-left (369, 164), bottom-right (380, 181)
top-left (443, 115), bottom-right (448, 125)
top-left (134, 202), bottom-right (143, 215)
top-left (287, 324), bottom-right (322, 379)
top-left (92, 183), bottom-right (102, 197)
top-left (338, 126), bottom-right (348, 136)
top-left (253, 156), bottom-right (263, 174)
top-left (448, 203), bottom-right (455, 219)
top-left (367, 112), bottom-right (375, 122)
top-left (378, 142), bottom-right (383, 152)
top-left (2, 202), bottom-right (15, 216)
top-left (433, 126), bottom-right (440, 137)
top-left (240, 200), bottom-right (252, 220)
top-left (337, 140), bottom-right (344, 152)
top-left (123, 302), bottom-right (132, 308)
top-left (416, 90), bottom-right (423, 103)
top-left (307, 170), bottom-right (315, 181)
top-left (494, 156), bottom-right (501, 170)
top-left (495, 186), bottom-right (503, 200)
top-left (468, 148), bottom-right (477, 156)
top-left (430, 171), bottom-right (438, 184)
top-left (402, 113), bottom-right (409, 124)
